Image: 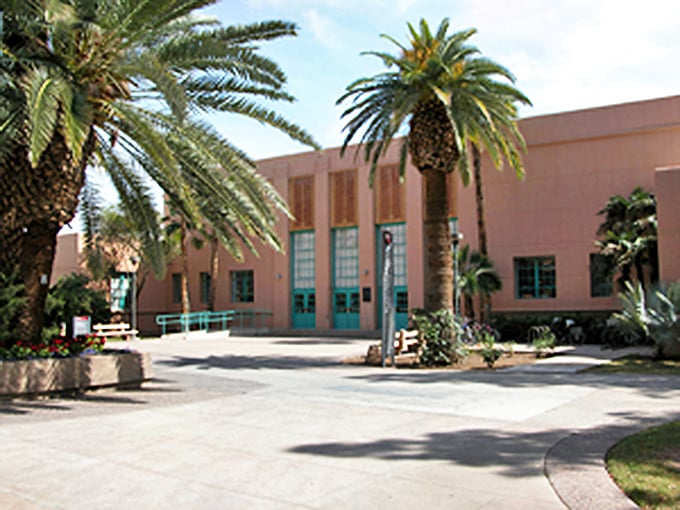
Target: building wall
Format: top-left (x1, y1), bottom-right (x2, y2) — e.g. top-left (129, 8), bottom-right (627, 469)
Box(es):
top-left (52, 232), bottom-right (84, 285)
top-left (56, 95), bottom-right (680, 333)
top-left (458, 95), bottom-right (680, 313)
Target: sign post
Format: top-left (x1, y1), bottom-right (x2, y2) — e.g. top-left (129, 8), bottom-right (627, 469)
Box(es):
top-left (381, 231), bottom-right (396, 367)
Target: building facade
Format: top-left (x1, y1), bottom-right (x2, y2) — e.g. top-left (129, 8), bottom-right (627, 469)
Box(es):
top-left (55, 95), bottom-right (680, 334)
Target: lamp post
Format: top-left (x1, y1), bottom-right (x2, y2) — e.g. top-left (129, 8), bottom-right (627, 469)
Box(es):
top-left (130, 256), bottom-right (140, 339)
top-left (452, 231), bottom-right (463, 318)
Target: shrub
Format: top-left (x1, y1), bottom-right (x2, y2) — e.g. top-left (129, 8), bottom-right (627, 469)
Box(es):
top-left (612, 281), bottom-right (680, 359)
top-left (411, 308), bottom-right (467, 366)
top-left (531, 327), bottom-right (556, 356)
top-left (466, 321), bottom-right (503, 368)
top-left (43, 273), bottom-right (111, 339)
top-left (0, 271), bottom-right (26, 347)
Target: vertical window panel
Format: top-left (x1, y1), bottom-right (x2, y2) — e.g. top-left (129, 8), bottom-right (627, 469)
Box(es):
top-left (289, 176), bottom-right (314, 231)
top-left (375, 165), bottom-right (405, 223)
top-left (172, 273), bottom-right (181, 304)
top-left (330, 170), bottom-right (357, 227)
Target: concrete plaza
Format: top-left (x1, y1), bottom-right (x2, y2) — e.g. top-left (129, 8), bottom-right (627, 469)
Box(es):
top-left (1, 334), bottom-right (678, 509)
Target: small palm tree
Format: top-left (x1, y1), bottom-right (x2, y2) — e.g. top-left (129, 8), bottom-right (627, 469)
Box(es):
top-left (456, 244), bottom-right (502, 320)
top-left (596, 186), bottom-right (658, 290)
top-left (337, 18), bottom-right (529, 313)
top-left (0, 1), bottom-right (318, 342)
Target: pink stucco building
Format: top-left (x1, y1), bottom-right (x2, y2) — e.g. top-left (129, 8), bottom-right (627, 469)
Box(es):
top-left (55, 95), bottom-right (680, 334)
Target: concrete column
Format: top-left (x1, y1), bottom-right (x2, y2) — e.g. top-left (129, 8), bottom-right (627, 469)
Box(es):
top-left (315, 156), bottom-right (332, 329)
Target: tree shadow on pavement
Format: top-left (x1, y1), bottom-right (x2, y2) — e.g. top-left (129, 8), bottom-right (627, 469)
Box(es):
top-left (289, 413), bottom-right (680, 479)
top-left (159, 354), bottom-right (342, 371)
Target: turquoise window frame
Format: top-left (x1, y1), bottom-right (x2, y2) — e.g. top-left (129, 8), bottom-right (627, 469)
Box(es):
top-left (514, 256), bottom-right (556, 299)
top-left (332, 227), bottom-right (359, 289)
top-left (231, 270), bottom-right (254, 303)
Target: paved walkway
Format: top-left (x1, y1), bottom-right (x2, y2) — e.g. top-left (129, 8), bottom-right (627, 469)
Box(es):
top-left (1, 334), bottom-right (678, 509)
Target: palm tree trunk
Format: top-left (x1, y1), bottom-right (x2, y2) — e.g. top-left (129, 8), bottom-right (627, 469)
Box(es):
top-left (473, 144), bottom-right (492, 323)
top-left (473, 144), bottom-right (488, 257)
top-left (423, 168), bottom-right (453, 312)
top-left (0, 134), bottom-right (90, 343)
top-left (16, 220), bottom-right (61, 342)
top-left (208, 233), bottom-right (219, 312)
top-left (180, 219), bottom-right (191, 317)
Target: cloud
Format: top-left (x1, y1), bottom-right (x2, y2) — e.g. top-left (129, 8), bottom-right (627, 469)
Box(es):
top-left (301, 9), bottom-right (343, 49)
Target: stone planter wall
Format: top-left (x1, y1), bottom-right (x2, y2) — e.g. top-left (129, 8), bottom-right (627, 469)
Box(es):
top-left (0, 351), bottom-right (152, 397)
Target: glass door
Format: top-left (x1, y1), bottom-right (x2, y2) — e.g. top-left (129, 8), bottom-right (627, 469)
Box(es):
top-left (291, 231), bottom-right (316, 328)
top-left (332, 228), bottom-right (360, 329)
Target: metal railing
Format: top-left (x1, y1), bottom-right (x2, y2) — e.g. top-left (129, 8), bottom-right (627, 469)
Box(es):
top-left (155, 309), bottom-right (272, 335)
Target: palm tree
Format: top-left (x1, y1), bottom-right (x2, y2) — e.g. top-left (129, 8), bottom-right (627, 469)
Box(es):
top-left (337, 18), bottom-right (530, 313)
top-left (0, 1), bottom-right (318, 342)
top-left (456, 244), bottom-right (502, 320)
top-left (596, 186), bottom-right (658, 290)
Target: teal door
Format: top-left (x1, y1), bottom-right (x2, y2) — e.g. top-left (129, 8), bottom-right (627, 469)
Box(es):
top-left (292, 290), bottom-right (316, 329)
top-left (332, 228), bottom-right (360, 329)
top-left (291, 231), bottom-right (316, 329)
top-left (333, 289), bottom-right (360, 329)
top-left (377, 223), bottom-right (409, 330)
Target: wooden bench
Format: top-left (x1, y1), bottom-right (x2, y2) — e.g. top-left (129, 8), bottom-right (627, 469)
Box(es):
top-left (93, 323), bottom-right (138, 340)
top-left (394, 329), bottom-right (420, 354)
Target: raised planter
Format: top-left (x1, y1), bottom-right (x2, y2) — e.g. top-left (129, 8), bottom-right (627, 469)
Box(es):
top-left (0, 351), bottom-right (152, 397)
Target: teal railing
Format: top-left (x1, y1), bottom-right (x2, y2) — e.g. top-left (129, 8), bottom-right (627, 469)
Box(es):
top-left (155, 309), bottom-right (272, 335)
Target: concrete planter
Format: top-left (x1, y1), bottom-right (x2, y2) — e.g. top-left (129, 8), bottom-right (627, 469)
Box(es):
top-left (0, 351), bottom-right (152, 397)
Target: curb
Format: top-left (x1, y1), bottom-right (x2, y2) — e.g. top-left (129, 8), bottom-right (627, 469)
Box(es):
top-left (545, 416), bottom-right (680, 509)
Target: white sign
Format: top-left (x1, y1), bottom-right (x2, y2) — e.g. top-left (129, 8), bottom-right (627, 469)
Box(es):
top-left (73, 316), bottom-right (91, 337)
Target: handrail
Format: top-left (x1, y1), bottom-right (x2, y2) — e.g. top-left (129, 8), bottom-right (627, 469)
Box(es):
top-left (155, 309), bottom-right (272, 335)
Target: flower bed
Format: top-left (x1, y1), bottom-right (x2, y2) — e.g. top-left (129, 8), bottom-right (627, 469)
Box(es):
top-left (0, 350), bottom-right (153, 396)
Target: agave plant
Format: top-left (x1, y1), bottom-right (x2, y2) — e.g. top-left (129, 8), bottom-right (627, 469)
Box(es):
top-left (612, 281), bottom-right (680, 359)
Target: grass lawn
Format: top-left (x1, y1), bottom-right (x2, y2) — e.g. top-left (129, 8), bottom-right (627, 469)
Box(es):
top-left (587, 355), bottom-right (680, 375)
top-left (607, 421), bottom-right (680, 509)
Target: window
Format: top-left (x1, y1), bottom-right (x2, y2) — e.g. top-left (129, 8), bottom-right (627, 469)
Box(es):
top-left (200, 272), bottom-right (212, 304)
top-left (231, 270), bottom-right (254, 303)
top-left (292, 231), bottom-right (315, 289)
top-left (333, 228), bottom-right (359, 288)
top-left (590, 253), bottom-right (613, 297)
top-left (515, 256), bottom-right (556, 299)
top-left (172, 273), bottom-right (181, 303)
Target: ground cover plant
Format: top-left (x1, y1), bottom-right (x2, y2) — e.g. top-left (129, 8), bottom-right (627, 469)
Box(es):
top-left (607, 421), bottom-right (680, 509)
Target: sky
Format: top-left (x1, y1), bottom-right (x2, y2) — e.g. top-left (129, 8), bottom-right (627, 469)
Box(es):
top-left (199, 0), bottom-right (680, 160)
top-left (72, 0), bottom-right (680, 231)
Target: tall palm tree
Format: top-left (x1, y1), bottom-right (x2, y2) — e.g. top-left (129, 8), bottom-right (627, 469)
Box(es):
top-left (596, 186), bottom-right (658, 290)
top-left (456, 244), bottom-right (502, 320)
top-left (0, 1), bottom-right (318, 342)
top-left (337, 18), bottom-right (530, 313)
